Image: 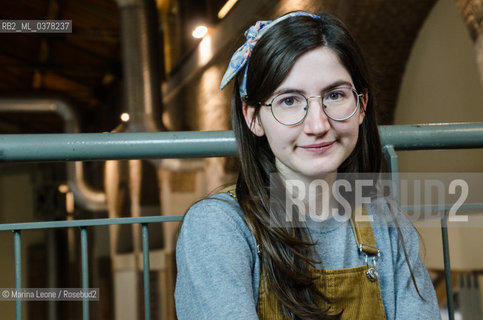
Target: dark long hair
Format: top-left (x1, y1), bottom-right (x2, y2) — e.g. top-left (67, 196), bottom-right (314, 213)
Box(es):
top-left (232, 13), bottom-right (383, 319)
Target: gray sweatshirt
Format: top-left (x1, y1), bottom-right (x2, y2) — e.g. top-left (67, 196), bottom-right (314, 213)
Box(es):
top-left (175, 192), bottom-right (440, 319)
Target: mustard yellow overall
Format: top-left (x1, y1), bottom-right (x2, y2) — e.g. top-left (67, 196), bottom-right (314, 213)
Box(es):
top-left (221, 186), bottom-right (386, 319)
top-left (256, 211), bottom-right (386, 319)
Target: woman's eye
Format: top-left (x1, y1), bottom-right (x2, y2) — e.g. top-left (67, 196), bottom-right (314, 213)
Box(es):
top-left (275, 94), bottom-right (303, 107)
top-left (282, 97), bottom-right (296, 105)
top-left (327, 91), bottom-right (344, 100)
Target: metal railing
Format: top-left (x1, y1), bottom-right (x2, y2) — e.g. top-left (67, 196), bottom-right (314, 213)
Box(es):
top-left (1, 122), bottom-right (483, 320)
top-left (0, 216), bottom-right (183, 320)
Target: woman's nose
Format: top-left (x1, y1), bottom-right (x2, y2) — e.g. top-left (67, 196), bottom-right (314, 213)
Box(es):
top-left (303, 97), bottom-right (331, 135)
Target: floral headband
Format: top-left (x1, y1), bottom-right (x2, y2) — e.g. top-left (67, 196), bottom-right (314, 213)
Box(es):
top-left (220, 11), bottom-right (320, 100)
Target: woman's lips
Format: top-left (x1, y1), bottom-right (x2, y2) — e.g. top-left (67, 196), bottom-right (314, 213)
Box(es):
top-left (299, 141), bottom-right (335, 153)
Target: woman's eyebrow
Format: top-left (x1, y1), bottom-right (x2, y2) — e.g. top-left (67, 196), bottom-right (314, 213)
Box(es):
top-left (271, 88), bottom-right (305, 96)
top-left (323, 80), bottom-right (354, 91)
top-left (271, 80), bottom-right (354, 96)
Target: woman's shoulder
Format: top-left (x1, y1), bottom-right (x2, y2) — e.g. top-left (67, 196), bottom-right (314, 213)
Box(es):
top-left (367, 197), bottom-right (413, 229)
top-left (181, 191), bottom-right (255, 242)
top-left (185, 191), bottom-right (242, 221)
top-left (366, 197), bottom-right (420, 253)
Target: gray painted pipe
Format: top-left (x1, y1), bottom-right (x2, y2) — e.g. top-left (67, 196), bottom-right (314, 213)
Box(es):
top-left (379, 123), bottom-right (483, 150)
top-left (0, 130), bottom-right (237, 161)
top-left (1, 123), bottom-right (483, 162)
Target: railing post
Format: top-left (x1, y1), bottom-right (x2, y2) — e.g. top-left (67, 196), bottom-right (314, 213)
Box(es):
top-left (382, 145), bottom-right (400, 203)
top-left (80, 227), bottom-right (89, 320)
top-left (14, 230), bottom-right (22, 320)
top-left (441, 210), bottom-right (455, 320)
top-left (141, 223), bottom-right (151, 320)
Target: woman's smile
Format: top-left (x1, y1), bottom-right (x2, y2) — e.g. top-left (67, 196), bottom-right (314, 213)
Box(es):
top-left (297, 141), bottom-right (335, 153)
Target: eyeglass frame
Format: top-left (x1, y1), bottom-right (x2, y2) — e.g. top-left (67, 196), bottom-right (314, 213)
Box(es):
top-left (259, 86), bottom-right (364, 126)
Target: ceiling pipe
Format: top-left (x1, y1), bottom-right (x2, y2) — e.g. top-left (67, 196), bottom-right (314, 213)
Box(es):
top-left (116, 0), bottom-right (206, 172)
top-left (117, 0), bottom-right (165, 133)
top-left (0, 98), bottom-right (107, 211)
top-left (117, 0), bottom-right (205, 174)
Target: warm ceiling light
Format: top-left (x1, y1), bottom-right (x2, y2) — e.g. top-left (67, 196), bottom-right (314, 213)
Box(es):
top-left (58, 184), bottom-right (69, 194)
top-left (121, 113), bottom-right (130, 122)
top-left (218, 0), bottom-right (238, 19)
top-left (192, 25), bottom-right (208, 39)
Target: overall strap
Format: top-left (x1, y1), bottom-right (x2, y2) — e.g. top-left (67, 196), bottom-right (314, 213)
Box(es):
top-left (349, 206), bottom-right (379, 256)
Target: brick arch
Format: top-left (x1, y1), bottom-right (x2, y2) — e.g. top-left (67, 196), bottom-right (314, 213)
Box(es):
top-left (456, 0), bottom-right (483, 90)
top-left (325, 0), bottom-right (439, 124)
top-left (332, 0), bottom-right (482, 124)
top-left (276, 0), bottom-right (439, 123)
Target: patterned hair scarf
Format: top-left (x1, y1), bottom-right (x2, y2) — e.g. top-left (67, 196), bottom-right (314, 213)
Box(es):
top-left (220, 11), bottom-right (320, 100)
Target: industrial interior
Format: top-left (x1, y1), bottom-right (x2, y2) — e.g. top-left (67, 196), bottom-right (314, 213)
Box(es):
top-left (1, 0), bottom-right (483, 319)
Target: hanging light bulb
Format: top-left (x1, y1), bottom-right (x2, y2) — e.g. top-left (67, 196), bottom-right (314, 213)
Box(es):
top-left (192, 25), bottom-right (208, 39)
top-left (121, 113), bottom-right (130, 122)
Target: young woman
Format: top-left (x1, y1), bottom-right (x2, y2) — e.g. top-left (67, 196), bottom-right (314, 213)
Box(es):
top-left (175, 12), bottom-right (440, 320)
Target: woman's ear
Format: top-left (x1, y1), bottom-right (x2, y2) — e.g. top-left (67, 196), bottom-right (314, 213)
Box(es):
top-left (242, 103), bottom-right (265, 136)
top-left (358, 89), bottom-right (368, 125)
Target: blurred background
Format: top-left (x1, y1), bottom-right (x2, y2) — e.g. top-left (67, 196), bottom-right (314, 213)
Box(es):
top-left (0, 0), bottom-right (482, 319)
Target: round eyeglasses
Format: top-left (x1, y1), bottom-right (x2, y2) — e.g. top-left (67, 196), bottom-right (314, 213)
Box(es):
top-left (259, 86), bottom-right (363, 126)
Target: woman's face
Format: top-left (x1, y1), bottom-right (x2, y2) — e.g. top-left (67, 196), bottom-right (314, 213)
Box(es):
top-left (243, 46), bottom-right (367, 184)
